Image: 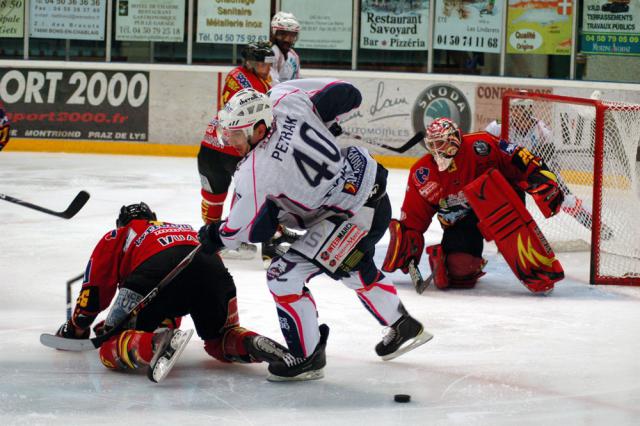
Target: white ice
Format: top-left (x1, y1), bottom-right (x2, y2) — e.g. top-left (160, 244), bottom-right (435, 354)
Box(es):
top-left (1, 152), bottom-right (639, 425)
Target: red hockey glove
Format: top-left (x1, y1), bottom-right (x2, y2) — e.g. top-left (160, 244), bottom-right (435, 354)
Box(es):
top-left (525, 170), bottom-right (564, 218)
top-left (382, 219), bottom-right (425, 274)
top-left (56, 319), bottom-right (90, 339)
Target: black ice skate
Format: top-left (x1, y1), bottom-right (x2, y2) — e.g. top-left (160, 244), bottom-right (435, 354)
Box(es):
top-left (244, 335), bottom-right (291, 363)
top-left (147, 328), bottom-right (194, 383)
top-left (267, 324), bottom-right (329, 382)
top-left (375, 315), bottom-right (433, 361)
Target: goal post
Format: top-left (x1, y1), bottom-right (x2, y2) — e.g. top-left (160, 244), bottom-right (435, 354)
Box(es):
top-left (501, 91), bottom-right (640, 286)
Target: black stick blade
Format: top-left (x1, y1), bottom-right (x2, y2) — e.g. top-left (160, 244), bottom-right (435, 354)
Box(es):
top-left (0, 190), bottom-right (90, 219)
top-left (59, 191), bottom-right (90, 219)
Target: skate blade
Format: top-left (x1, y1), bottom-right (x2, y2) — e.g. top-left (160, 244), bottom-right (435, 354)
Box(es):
top-left (266, 369), bottom-right (324, 382)
top-left (149, 329), bottom-right (194, 383)
top-left (380, 329), bottom-right (434, 361)
top-left (220, 248), bottom-right (256, 260)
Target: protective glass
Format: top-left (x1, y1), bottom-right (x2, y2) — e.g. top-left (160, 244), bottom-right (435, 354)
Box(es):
top-left (216, 125), bottom-right (249, 147)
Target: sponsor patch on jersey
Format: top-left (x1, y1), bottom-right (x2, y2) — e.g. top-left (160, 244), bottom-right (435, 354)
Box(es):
top-left (235, 72), bottom-right (252, 89)
top-left (227, 79), bottom-right (240, 92)
top-left (418, 181), bottom-right (441, 203)
top-left (413, 167), bottom-right (430, 185)
top-left (342, 148), bottom-right (367, 196)
top-left (499, 139), bottom-right (517, 155)
top-left (473, 141), bottom-right (491, 156)
top-left (267, 257), bottom-right (296, 282)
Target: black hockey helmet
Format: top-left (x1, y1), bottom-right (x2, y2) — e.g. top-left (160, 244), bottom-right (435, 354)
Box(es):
top-left (116, 202), bottom-right (157, 228)
top-left (241, 41), bottom-right (275, 63)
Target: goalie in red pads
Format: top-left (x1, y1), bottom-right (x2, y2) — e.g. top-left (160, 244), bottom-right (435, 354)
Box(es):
top-left (383, 117), bottom-right (564, 293)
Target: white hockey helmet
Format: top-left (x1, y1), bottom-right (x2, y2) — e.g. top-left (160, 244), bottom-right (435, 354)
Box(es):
top-left (271, 11), bottom-right (301, 34)
top-left (217, 88), bottom-right (273, 144)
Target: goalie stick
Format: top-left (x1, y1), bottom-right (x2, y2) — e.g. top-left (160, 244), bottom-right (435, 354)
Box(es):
top-left (66, 272), bottom-right (85, 320)
top-left (1, 190), bottom-right (90, 219)
top-left (40, 244), bottom-right (201, 351)
top-left (342, 130), bottom-right (425, 154)
top-left (408, 260), bottom-right (433, 295)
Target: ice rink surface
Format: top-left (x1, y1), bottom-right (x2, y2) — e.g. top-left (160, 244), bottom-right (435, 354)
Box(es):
top-left (2, 152), bottom-right (639, 425)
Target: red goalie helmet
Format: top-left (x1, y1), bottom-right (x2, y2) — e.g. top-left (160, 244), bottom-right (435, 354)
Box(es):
top-left (425, 118), bottom-right (462, 171)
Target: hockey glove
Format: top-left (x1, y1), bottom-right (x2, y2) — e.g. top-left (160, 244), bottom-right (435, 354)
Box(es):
top-left (327, 122), bottom-right (343, 137)
top-left (382, 219), bottom-right (425, 274)
top-left (198, 221), bottom-right (224, 254)
top-left (525, 170), bottom-right (564, 218)
top-left (56, 319), bottom-right (90, 339)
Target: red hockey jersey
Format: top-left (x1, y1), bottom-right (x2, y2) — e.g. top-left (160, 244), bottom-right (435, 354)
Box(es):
top-left (75, 220), bottom-right (199, 317)
top-left (400, 131), bottom-right (546, 233)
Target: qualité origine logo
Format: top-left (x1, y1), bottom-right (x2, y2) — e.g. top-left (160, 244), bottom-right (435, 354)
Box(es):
top-left (411, 84), bottom-right (471, 138)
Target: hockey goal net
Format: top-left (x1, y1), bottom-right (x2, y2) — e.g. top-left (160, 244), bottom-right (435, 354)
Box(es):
top-left (501, 91), bottom-right (640, 285)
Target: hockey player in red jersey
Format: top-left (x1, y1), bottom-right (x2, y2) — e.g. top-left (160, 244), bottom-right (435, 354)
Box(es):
top-left (383, 118), bottom-right (565, 294)
top-left (197, 42), bottom-right (276, 259)
top-left (199, 41), bottom-right (275, 225)
top-left (0, 106), bottom-right (10, 151)
top-left (54, 202), bottom-right (289, 382)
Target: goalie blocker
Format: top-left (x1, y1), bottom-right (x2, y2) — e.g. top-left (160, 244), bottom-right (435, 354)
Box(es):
top-left (463, 168), bottom-right (564, 293)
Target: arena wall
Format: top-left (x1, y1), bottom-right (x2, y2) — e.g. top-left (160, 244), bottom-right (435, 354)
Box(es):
top-left (2, 60), bottom-right (640, 169)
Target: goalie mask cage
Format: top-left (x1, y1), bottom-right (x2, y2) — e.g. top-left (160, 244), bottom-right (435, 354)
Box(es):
top-left (501, 91), bottom-right (640, 286)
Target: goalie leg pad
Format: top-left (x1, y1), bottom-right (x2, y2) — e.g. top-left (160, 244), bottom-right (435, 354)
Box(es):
top-left (99, 330), bottom-right (154, 370)
top-left (426, 245), bottom-right (449, 289)
top-left (447, 253), bottom-right (486, 289)
top-left (463, 169), bottom-right (564, 293)
top-left (382, 219), bottom-right (425, 274)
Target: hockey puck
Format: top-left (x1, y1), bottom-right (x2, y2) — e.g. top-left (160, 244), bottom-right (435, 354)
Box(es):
top-left (394, 394), bottom-right (411, 403)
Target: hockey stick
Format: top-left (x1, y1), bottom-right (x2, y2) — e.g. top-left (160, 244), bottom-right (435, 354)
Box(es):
top-left (1, 191), bottom-right (90, 219)
top-left (40, 244), bottom-right (202, 351)
top-left (66, 273), bottom-right (85, 320)
top-left (408, 260), bottom-right (433, 295)
top-left (342, 130), bottom-right (425, 154)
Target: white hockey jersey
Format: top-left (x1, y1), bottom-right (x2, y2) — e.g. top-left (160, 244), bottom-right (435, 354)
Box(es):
top-left (219, 79), bottom-right (377, 249)
top-left (269, 44), bottom-right (300, 84)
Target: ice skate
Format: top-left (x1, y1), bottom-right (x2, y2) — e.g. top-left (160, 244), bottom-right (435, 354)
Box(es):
top-left (220, 242), bottom-right (258, 260)
top-left (267, 324), bottom-right (329, 382)
top-left (261, 240), bottom-right (288, 268)
top-left (375, 315), bottom-right (433, 361)
top-left (244, 335), bottom-right (291, 363)
top-left (147, 328), bottom-right (194, 383)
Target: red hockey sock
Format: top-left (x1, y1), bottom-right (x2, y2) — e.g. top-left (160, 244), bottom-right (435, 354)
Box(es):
top-left (204, 327), bottom-right (257, 363)
top-left (201, 190), bottom-right (227, 224)
top-left (99, 330), bottom-right (154, 370)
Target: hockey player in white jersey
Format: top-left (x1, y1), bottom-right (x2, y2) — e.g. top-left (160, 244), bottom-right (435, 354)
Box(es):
top-left (269, 11), bottom-right (301, 84)
top-left (199, 79), bottom-right (432, 381)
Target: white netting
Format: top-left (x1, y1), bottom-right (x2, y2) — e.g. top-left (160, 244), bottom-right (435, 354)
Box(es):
top-left (504, 94), bottom-right (640, 284)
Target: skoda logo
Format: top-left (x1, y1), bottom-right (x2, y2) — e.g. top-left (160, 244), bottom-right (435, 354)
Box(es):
top-left (411, 84), bottom-right (471, 135)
